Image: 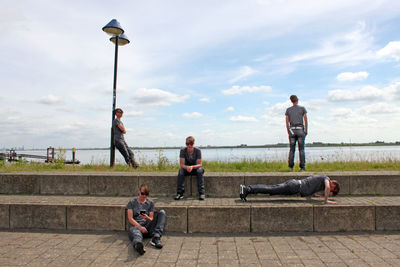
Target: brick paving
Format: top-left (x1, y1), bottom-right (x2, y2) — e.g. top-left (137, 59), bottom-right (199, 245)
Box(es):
top-left (0, 230), bottom-right (399, 266)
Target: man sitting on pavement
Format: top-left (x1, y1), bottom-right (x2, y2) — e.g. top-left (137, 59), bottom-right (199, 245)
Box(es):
top-left (126, 184), bottom-right (166, 255)
top-left (240, 174), bottom-right (340, 204)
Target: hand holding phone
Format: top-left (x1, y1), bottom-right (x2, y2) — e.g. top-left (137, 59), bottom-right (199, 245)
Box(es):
top-left (140, 210), bottom-right (146, 215)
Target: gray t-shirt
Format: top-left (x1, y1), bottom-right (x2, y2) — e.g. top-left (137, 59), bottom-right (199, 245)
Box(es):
top-left (299, 175), bottom-right (330, 197)
top-left (126, 197), bottom-right (155, 226)
top-left (285, 105), bottom-right (307, 127)
top-left (180, 147), bottom-right (201, 166)
top-left (113, 118), bottom-right (124, 142)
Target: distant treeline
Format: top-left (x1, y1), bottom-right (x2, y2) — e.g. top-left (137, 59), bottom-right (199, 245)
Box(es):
top-left (13, 141), bottom-right (400, 151)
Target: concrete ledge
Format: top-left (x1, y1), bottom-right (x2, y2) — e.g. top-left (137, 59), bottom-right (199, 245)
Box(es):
top-left (67, 206), bottom-right (125, 231)
top-left (1, 195), bottom-right (400, 232)
top-left (0, 171), bottom-right (399, 196)
top-left (188, 206), bottom-right (250, 233)
top-left (314, 205), bottom-right (375, 232)
top-left (251, 206), bottom-right (313, 232)
top-left (0, 205), bottom-right (9, 229)
top-left (0, 174), bottom-right (39, 194)
top-left (41, 175), bottom-right (89, 195)
top-left (89, 176), bottom-right (138, 196)
top-left (376, 205), bottom-right (400, 231)
top-left (156, 206), bottom-right (187, 233)
top-left (348, 174), bottom-right (400, 195)
top-left (10, 204), bottom-right (66, 230)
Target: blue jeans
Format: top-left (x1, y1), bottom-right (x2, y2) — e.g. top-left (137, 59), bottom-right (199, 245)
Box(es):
top-left (249, 179), bottom-right (301, 195)
top-left (288, 129), bottom-right (305, 169)
top-left (128, 210), bottom-right (166, 245)
top-left (177, 167), bottom-right (205, 194)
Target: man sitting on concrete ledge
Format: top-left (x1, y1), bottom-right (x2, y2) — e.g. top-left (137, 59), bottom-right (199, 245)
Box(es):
top-left (126, 184), bottom-right (166, 255)
top-left (240, 174), bottom-right (340, 204)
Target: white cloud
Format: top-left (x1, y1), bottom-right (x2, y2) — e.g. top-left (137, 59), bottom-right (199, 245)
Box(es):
top-left (225, 106), bottom-right (235, 112)
top-left (337, 71), bottom-right (369, 82)
top-left (328, 85), bottom-right (385, 102)
top-left (286, 21), bottom-right (376, 65)
top-left (359, 102), bottom-right (400, 114)
top-left (229, 66), bottom-right (257, 83)
top-left (199, 97), bottom-right (211, 102)
top-left (132, 88), bottom-right (189, 106)
top-left (330, 107), bottom-right (353, 117)
top-left (230, 115), bottom-right (258, 122)
top-left (377, 41), bottom-right (400, 61)
top-left (222, 85), bottom-right (272, 95)
top-left (124, 111), bottom-right (144, 117)
top-left (182, 112), bottom-right (203, 118)
top-left (37, 94), bottom-right (64, 105)
top-left (267, 101), bottom-right (292, 115)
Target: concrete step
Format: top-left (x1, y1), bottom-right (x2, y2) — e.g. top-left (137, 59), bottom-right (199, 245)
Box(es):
top-left (1, 171), bottom-right (400, 197)
top-left (1, 195), bottom-right (399, 233)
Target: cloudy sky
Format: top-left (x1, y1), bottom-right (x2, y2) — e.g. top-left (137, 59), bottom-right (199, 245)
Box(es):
top-left (2, 0), bottom-right (400, 149)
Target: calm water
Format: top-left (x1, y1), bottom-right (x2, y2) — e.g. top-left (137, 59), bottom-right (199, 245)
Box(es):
top-left (7, 146), bottom-right (400, 165)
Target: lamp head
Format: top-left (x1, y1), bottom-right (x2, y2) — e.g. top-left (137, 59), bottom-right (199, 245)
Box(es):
top-left (110, 33), bottom-right (130, 46)
top-left (102, 19), bottom-right (124, 36)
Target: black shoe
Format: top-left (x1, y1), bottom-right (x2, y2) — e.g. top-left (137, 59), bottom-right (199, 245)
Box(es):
top-left (240, 184), bottom-right (249, 202)
top-left (135, 241), bottom-right (145, 255)
top-left (199, 194), bottom-right (205, 200)
top-left (150, 236), bottom-right (163, 249)
top-left (130, 160), bottom-right (139, 169)
top-left (174, 193), bottom-right (184, 200)
top-left (300, 168), bottom-right (306, 172)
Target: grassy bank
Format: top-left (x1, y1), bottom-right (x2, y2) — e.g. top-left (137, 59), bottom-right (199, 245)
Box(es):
top-left (0, 158), bottom-right (399, 172)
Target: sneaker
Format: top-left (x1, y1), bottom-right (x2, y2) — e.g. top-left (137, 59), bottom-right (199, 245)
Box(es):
top-left (240, 184), bottom-right (249, 202)
top-left (199, 194), bottom-right (205, 200)
top-left (130, 160), bottom-right (139, 169)
top-left (150, 236), bottom-right (163, 249)
top-left (174, 193), bottom-right (184, 200)
top-left (135, 241), bottom-right (145, 255)
top-left (300, 168), bottom-right (306, 172)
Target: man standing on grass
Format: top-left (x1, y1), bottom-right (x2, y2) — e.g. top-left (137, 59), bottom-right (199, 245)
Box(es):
top-left (113, 108), bottom-right (139, 168)
top-left (285, 95), bottom-right (308, 171)
top-left (126, 184), bottom-right (166, 255)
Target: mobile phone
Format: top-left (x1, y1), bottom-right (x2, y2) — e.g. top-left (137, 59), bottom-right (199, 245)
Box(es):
top-left (140, 210), bottom-right (146, 215)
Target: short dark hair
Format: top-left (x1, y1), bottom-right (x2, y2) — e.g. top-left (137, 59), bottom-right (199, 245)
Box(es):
top-left (290, 95), bottom-right (298, 103)
top-left (331, 180), bottom-right (340, 196)
top-left (115, 108), bottom-right (123, 113)
top-left (186, 136), bottom-right (195, 144)
top-left (139, 184), bottom-right (150, 195)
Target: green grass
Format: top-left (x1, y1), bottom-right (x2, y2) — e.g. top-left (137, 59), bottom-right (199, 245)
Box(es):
top-left (0, 158), bottom-right (399, 172)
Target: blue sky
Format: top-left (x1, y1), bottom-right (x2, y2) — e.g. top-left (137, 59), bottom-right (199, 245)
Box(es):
top-left (2, 0), bottom-right (400, 149)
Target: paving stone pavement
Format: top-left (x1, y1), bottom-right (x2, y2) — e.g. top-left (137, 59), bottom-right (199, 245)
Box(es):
top-left (0, 230), bottom-right (400, 266)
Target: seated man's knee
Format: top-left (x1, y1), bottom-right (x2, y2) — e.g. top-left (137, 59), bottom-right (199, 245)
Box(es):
top-left (158, 209), bottom-right (166, 217)
top-left (196, 167), bottom-right (204, 174)
top-left (178, 168), bottom-right (186, 176)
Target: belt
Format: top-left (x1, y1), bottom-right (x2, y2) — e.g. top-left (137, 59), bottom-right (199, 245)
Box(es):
top-left (290, 126), bottom-right (303, 130)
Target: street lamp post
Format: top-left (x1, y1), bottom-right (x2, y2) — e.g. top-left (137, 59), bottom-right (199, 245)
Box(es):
top-left (102, 19), bottom-right (130, 167)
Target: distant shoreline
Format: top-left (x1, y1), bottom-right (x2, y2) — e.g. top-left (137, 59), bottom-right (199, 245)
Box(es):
top-left (8, 142), bottom-right (400, 151)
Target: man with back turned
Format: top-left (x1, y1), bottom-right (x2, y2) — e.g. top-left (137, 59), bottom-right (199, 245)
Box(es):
top-left (285, 95), bottom-right (308, 171)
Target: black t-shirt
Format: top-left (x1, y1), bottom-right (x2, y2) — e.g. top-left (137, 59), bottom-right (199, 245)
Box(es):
top-left (299, 175), bottom-right (329, 197)
top-left (179, 147), bottom-right (201, 166)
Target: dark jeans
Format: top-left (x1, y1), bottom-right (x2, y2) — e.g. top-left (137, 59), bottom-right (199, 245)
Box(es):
top-left (115, 139), bottom-right (135, 165)
top-left (288, 129), bottom-right (306, 169)
top-left (177, 167), bottom-right (205, 194)
top-left (249, 179), bottom-right (301, 195)
top-left (128, 210), bottom-right (166, 245)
